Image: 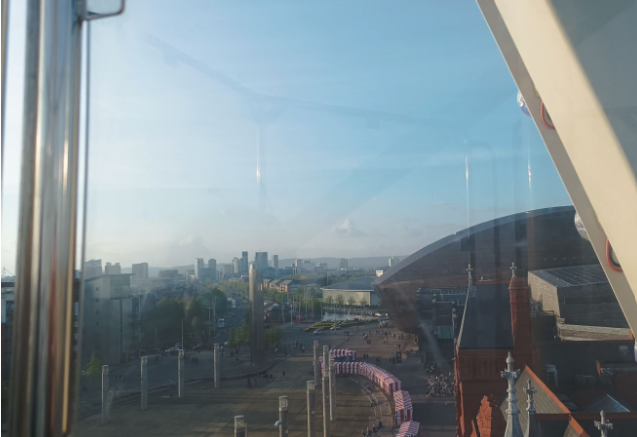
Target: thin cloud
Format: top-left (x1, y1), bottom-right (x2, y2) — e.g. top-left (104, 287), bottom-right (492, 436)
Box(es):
top-left (333, 219), bottom-right (366, 238)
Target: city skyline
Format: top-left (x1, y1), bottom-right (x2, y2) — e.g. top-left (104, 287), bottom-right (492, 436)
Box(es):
top-left (1, 0), bottom-right (571, 272)
top-left (77, 253), bottom-right (402, 276)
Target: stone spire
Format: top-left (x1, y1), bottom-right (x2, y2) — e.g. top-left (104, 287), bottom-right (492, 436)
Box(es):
top-left (467, 264), bottom-right (474, 290)
top-left (594, 410), bottom-right (613, 437)
top-left (524, 379), bottom-right (542, 437)
top-left (502, 352), bottom-right (523, 437)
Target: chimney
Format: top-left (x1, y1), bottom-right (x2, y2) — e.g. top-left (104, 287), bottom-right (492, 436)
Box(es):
top-left (509, 263), bottom-right (533, 370)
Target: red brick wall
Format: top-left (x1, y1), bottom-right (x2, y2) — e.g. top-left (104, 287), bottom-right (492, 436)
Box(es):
top-left (455, 348), bottom-right (509, 437)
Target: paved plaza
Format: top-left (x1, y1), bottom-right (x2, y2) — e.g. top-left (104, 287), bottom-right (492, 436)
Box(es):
top-left (76, 324), bottom-right (456, 437)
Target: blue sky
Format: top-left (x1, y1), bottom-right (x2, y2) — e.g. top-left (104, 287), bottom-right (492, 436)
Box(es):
top-left (1, 1), bottom-right (571, 272)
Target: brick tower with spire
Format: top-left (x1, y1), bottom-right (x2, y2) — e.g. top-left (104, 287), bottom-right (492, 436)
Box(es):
top-left (509, 263), bottom-right (534, 371)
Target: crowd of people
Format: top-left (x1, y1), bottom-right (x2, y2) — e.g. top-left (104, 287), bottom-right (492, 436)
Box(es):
top-left (361, 419), bottom-right (383, 436)
top-left (425, 371), bottom-right (454, 398)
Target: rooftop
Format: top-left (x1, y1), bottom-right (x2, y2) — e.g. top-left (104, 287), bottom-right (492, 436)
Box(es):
top-left (583, 394), bottom-right (632, 413)
top-left (498, 368), bottom-right (637, 437)
top-left (530, 264), bottom-right (607, 288)
top-left (374, 206), bottom-right (578, 287)
top-left (321, 276), bottom-right (375, 292)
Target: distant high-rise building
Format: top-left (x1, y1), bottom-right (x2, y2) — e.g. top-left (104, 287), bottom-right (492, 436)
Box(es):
top-left (104, 262), bottom-right (121, 275)
top-left (158, 269), bottom-right (179, 279)
top-left (255, 252), bottom-right (268, 271)
top-left (232, 258), bottom-right (240, 274)
top-left (240, 251), bottom-right (249, 275)
top-left (194, 258), bottom-right (204, 279)
top-left (184, 269), bottom-right (195, 283)
top-left (208, 258), bottom-right (217, 273)
top-left (221, 264), bottom-right (234, 279)
top-left (272, 255), bottom-right (279, 276)
top-left (249, 265), bottom-right (265, 366)
top-left (388, 257), bottom-right (399, 267)
top-left (339, 258), bottom-right (348, 270)
top-left (84, 259), bottom-right (103, 278)
top-left (132, 262), bottom-right (149, 279)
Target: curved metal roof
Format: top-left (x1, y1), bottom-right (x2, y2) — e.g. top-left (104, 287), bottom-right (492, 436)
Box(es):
top-left (373, 206), bottom-right (575, 287)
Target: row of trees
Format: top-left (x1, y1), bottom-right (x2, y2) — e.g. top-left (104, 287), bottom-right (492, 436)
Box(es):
top-left (324, 294), bottom-right (367, 307)
top-left (227, 324), bottom-right (283, 350)
top-left (140, 286), bottom-right (228, 348)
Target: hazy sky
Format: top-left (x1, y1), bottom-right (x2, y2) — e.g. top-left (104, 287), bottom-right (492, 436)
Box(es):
top-left (1, 1), bottom-right (571, 272)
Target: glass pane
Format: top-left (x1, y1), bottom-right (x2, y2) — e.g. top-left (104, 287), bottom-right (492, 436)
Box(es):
top-left (3, 1), bottom-right (635, 436)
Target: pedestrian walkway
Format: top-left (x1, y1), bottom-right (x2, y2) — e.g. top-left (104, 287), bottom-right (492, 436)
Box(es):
top-left (76, 350), bottom-right (379, 437)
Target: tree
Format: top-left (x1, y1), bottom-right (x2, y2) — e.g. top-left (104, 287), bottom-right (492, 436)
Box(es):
top-left (312, 297), bottom-right (322, 316)
top-left (359, 296), bottom-right (367, 307)
top-left (336, 294), bottom-right (345, 307)
top-left (141, 296), bottom-right (185, 348)
top-left (85, 353), bottom-right (102, 379)
top-left (264, 288), bottom-right (284, 304)
top-left (325, 295), bottom-right (334, 305)
top-left (187, 298), bottom-right (206, 335)
top-left (265, 327), bottom-right (283, 346)
top-left (200, 287), bottom-right (228, 316)
top-left (347, 296), bottom-right (356, 307)
top-left (229, 323), bottom-right (250, 350)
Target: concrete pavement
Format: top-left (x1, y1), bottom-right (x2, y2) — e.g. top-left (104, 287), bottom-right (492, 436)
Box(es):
top-left (77, 321), bottom-right (456, 437)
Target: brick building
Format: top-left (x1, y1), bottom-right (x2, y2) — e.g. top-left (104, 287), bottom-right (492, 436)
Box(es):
top-left (455, 273), bottom-right (538, 437)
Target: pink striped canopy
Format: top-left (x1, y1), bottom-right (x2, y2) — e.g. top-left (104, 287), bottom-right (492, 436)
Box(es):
top-left (317, 349), bottom-right (357, 362)
top-left (394, 390), bottom-right (413, 425)
top-left (396, 420), bottom-right (420, 437)
top-left (334, 361), bottom-right (361, 374)
top-left (357, 363), bottom-right (402, 395)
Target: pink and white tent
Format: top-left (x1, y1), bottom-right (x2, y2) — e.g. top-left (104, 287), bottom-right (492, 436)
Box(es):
top-left (394, 390), bottom-right (413, 425)
top-left (357, 363), bottom-right (402, 395)
top-left (396, 421), bottom-right (420, 437)
top-left (334, 361), bottom-right (361, 375)
top-left (317, 349), bottom-right (357, 372)
top-left (317, 349), bottom-right (357, 363)
top-left (317, 350), bottom-right (401, 394)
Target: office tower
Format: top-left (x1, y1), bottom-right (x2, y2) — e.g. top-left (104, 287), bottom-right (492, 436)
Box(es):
top-left (104, 262), bottom-right (121, 275)
top-left (249, 265), bottom-right (265, 366)
top-left (194, 258), bottom-right (204, 279)
top-left (254, 252), bottom-right (268, 271)
top-left (208, 258), bottom-right (217, 274)
top-left (339, 258), bottom-right (348, 270)
top-left (84, 259), bottom-right (103, 278)
top-left (221, 264), bottom-right (234, 279)
top-left (132, 262), bottom-right (149, 279)
top-left (272, 255), bottom-right (279, 276)
top-left (232, 258), bottom-right (240, 274)
top-left (241, 252), bottom-right (249, 275)
top-left (272, 255), bottom-right (279, 269)
top-left (388, 257), bottom-right (399, 267)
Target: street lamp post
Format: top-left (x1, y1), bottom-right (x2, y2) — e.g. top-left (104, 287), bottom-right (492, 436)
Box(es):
top-left (137, 288), bottom-right (142, 358)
